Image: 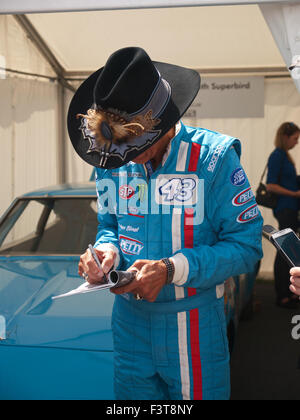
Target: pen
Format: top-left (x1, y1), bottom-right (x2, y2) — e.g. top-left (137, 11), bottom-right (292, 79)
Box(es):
top-left (88, 244), bottom-right (107, 282)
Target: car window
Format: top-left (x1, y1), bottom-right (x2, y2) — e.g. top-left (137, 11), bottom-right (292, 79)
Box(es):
top-left (0, 198), bottom-right (98, 255)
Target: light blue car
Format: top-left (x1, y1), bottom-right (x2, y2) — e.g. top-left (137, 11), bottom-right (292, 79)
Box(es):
top-left (0, 182), bottom-right (258, 400)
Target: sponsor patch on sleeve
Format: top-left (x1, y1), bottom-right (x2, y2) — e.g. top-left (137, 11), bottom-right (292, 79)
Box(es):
top-left (237, 204), bottom-right (259, 223)
top-left (232, 187), bottom-right (254, 206)
top-left (230, 168), bottom-right (246, 187)
top-left (207, 145), bottom-right (224, 173)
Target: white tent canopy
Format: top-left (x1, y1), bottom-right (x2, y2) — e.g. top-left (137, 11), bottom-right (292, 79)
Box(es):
top-left (1, 0), bottom-right (299, 15)
top-left (0, 1), bottom-right (299, 93)
top-left (0, 1), bottom-right (298, 81)
top-left (25, 6), bottom-right (285, 75)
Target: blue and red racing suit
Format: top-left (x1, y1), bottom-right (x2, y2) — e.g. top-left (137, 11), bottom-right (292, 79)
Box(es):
top-left (94, 122), bottom-right (263, 400)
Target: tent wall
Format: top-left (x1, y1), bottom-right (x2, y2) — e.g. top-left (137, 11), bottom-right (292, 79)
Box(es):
top-left (0, 16), bottom-right (59, 216)
top-left (0, 15), bottom-right (56, 78)
top-left (0, 78), bottom-right (59, 215)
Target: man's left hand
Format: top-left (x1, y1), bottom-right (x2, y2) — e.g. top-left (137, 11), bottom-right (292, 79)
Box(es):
top-left (110, 259), bottom-right (168, 302)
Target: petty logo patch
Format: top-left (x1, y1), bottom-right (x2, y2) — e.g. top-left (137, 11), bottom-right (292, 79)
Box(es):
top-left (232, 187), bottom-right (254, 206)
top-left (237, 204), bottom-right (259, 223)
top-left (119, 185), bottom-right (135, 200)
top-left (231, 168), bottom-right (246, 187)
top-left (119, 235), bottom-right (144, 255)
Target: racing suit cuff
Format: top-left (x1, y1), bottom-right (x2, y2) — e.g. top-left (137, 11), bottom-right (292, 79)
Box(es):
top-left (95, 243), bottom-right (120, 269)
top-left (170, 253), bottom-right (189, 286)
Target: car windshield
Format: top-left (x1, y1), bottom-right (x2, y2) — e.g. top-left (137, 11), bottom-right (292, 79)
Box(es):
top-left (0, 197), bottom-right (98, 255)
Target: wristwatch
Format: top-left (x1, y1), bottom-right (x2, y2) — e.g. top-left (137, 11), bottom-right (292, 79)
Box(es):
top-left (161, 258), bottom-right (175, 285)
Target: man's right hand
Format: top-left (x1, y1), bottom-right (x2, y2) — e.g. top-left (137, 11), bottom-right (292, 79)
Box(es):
top-left (78, 247), bottom-right (116, 284)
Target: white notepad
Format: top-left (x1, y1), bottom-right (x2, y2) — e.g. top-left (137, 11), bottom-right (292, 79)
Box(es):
top-left (52, 281), bottom-right (114, 300)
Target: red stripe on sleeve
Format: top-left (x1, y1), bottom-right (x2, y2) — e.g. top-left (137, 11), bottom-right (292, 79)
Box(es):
top-left (188, 143), bottom-right (201, 172)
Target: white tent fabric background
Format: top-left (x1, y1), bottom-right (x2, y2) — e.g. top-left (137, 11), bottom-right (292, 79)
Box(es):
top-left (0, 77), bottom-right (59, 213)
top-left (0, 16), bottom-right (59, 214)
top-left (0, 15), bottom-right (56, 78)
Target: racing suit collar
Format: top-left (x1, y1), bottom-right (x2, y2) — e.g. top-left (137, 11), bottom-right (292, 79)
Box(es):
top-left (161, 121), bottom-right (185, 167)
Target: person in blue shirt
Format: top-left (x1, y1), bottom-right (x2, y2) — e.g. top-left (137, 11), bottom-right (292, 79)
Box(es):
top-left (267, 122), bottom-right (300, 308)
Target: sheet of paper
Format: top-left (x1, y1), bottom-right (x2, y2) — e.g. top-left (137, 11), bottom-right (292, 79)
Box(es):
top-left (52, 281), bottom-right (113, 300)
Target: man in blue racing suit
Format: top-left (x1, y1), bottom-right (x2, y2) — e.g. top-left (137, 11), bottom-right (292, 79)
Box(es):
top-left (69, 47), bottom-right (263, 400)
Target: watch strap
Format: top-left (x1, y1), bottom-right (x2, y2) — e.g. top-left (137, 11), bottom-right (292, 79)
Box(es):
top-left (161, 258), bottom-right (175, 285)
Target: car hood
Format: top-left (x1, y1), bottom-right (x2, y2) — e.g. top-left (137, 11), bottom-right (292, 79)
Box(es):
top-left (0, 256), bottom-right (114, 351)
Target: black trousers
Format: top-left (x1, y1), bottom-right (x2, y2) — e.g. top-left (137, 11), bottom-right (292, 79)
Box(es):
top-left (274, 208), bottom-right (298, 302)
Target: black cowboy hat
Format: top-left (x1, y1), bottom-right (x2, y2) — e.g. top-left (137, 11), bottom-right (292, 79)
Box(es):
top-left (67, 47), bottom-right (200, 169)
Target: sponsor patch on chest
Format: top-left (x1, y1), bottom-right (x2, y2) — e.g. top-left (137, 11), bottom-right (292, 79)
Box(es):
top-left (119, 235), bottom-right (144, 255)
top-left (119, 185), bottom-right (135, 200)
top-left (119, 223), bottom-right (140, 233)
top-left (155, 174), bottom-right (199, 206)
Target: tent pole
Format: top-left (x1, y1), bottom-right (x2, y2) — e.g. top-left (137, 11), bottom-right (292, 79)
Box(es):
top-left (14, 15), bottom-right (75, 92)
top-left (65, 65), bottom-right (289, 81)
top-left (2, 0), bottom-right (300, 15)
top-left (57, 83), bottom-right (67, 185)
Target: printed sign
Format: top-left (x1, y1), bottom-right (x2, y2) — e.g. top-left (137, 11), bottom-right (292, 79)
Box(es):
top-left (184, 76), bottom-right (264, 119)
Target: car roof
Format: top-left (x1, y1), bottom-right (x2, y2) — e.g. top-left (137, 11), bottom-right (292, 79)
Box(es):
top-left (22, 183), bottom-right (97, 198)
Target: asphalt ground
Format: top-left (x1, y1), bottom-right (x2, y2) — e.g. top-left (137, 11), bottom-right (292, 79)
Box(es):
top-left (230, 280), bottom-right (300, 400)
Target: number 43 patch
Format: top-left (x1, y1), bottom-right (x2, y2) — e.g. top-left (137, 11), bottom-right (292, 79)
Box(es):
top-left (155, 174), bottom-right (199, 205)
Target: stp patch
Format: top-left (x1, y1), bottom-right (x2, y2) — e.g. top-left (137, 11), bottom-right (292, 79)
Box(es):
top-left (119, 185), bottom-right (135, 200)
